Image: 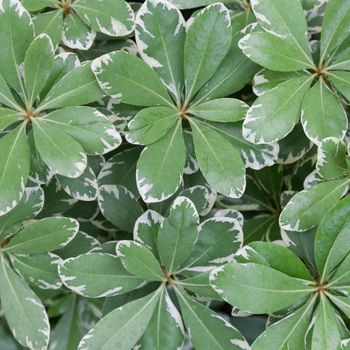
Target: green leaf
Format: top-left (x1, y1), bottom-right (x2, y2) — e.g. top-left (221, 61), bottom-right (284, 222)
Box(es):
top-left (22, 0), bottom-right (56, 11)
top-left (24, 34), bottom-right (55, 106)
top-left (181, 217), bottom-right (243, 271)
top-left (0, 258), bottom-right (50, 350)
top-left (0, 123), bottom-right (30, 216)
top-left (0, 186), bottom-right (44, 240)
top-left (328, 294), bottom-right (350, 319)
top-left (174, 288), bottom-right (249, 350)
top-left (210, 263), bottom-right (314, 314)
top-left (167, 0), bottom-right (237, 9)
top-left (33, 10), bottom-right (63, 48)
top-left (39, 63), bottom-right (103, 111)
top-left (311, 295), bottom-right (341, 350)
top-left (301, 79), bottom-right (348, 145)
top-left (316, 137), bottom-right (348, 180)
top-left (0, 74), bottom-right (23, 110)
top-left (117, 241), bottom-right (164, 281)
top-left (190, 118), bottom-right (246, 198)
top-left (136, 121), bottom-right (186, 203)
top-left (189, 98), bottom-right (248, 123)
top-left (328, 71), bottom-right (350, 101)
top-left (32, 118), bottom-right (88, 178)
top-left (42, 106), bottom-right (121, 155)
top-left (127, 106), bottom-right (178, 145)
top-left (73, 0), bottom-right (134, 37)
top-left (243, 75), bottom-right (312, 144)
top-left (251, 298), bottom-right (316, 350)
top-left (4, 217), bottom-right (78, 254)
top-left (138, 289), bottom-right (184, 350)
top-left (315, 196), bottom-right (350, 280)
top-left (92, 51), bottom-right (173, 107)
top-left (320, 0), bottom-right (350, 63)
top-left (11, 253), bottom-right (62, 290)
top-left (98, 184), bottom-right (143, 233)
top-left (78, 288), bottom-right (161, 350)
top-left (280, 178), bottom-right (349, 231)
top-left (0, 107), bottom-right (22, 131)
top-left (239, 31), bottom-right (313, 71)
top-left (135, 0), bottom-right (185, 103)
top-left (0, 0), bottom-right (34, 92)
top-left (62, 13), bottom-right (95, 50)
top-left (59, 253), bottom-right (144, 298)
top-left (158, 197), bottom-right (199, 274)
top-left (250, 0), bottom-right (312, 64)
top-left (184, 3), bottom-right (232, 103)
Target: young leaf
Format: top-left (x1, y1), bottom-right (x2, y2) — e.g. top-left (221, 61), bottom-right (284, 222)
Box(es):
top-left (73, 0), bottom-right (134, 37)
top-left (32, 118), bottom-right (88, 178)
top-left (174, 287), bottom-right (249, 350)
top-left (116, 241), bottom-right (164, 281)
top-left (315, 196), bottom-right (350, 280)
top-left (0, 123), bottom-right (30, 216)
top-left (59, 253), bottom-right (144, 298)
top-left (190, 118), bottom-right (246, 198)
top-left (24, 34), bottom-right (55, 105)
top-left (0, 258), bottom-right (50, 350)
top-left (92, 51), bottom-right (173, 107)
top-left (98, 185), bottom-right (143, 233)
top-left (135, 0), bottom-right (185, 102)
top-left (136, 121), bottom-right (186, 203)
top-left (301, 80), bottom-right (348, 145)
top-left (210, 263), bottom-right (314, 314)
top-left (158, 197), bottom-right (199, 274)
top-left (243, 75), bottom-right (312, 144)
top-left (4, 217), bottom-right (78, 254)
top-left (184, 3), bottom-right (232, 103)
top-left (78, 289), bottom-right (161, 350)
top-left (279, 178), bottom-right (349, 231)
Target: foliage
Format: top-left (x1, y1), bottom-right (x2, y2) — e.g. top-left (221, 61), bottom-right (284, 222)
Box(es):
top-left (0, 0), bottom-right (350, 349)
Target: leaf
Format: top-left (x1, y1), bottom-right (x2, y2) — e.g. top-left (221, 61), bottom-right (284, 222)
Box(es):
top-left (78, 289), bottom-right (161, 350)
top-left (127, 106), bottom-right (178, 145)
top-left (250, 0), bottom-right (312, 64)
top-left (328, 71), bottom-right (350, 101)
top-left (0, 0), bottom-right (34, 91)
top-left (189, 98), bottom-right (248, 123)
top-left (239, 31), bottom-right (314, 71)
top-left (22, 0), bottom-right (56, 11)
top-left (158, 197), bottom-right (199, 274)
top-left (243, 75), bottom-right (312, 144)
top-left (73, 0), bottom-right (134, 36)
top-left (24, 34), bottom-right (55, 105)
top-left (62, 13), bottom-right (95, 50)
top-left (184, 3), bottom-right (232, 103)
top-left (190, 118), bottom-right (246, 198)
top-left (98, 184), bottom-right (143, 233)
top-left (311, 295), bottom-right (341, 350)
top-left (0, 186), bottom-right (44, 240)
top-left (39, 63), bottom-right (103, 111)
top-left (0, 258), bottom-right (50, 350)
top-left (0, 108), bottom-right (22, 132)
top-left (0, 74), bottom-right (23, 110)
top-left (117, 241), bottom-right (164, 281)
top-left (11, 253), bottom-right (62, 290)
top-left (136, 121), bottom-right (186, 203)
top-left (301, 79), bottom-right (348, 145)
top-left (328, 294), bottom-right (350, 319)
top-left (135, 0), bottom-right (185, 102)
top-left (4, 217), bottom-right (78, 254)
top-left (320, 0), bottom-right (350, 63)
top-left (279, 178), bottom-right (349, 231)
top-left (182, 217), bottom-right (243, 271)
top-left (0, 123), bottom-right (30, 216)
top-left (59, 253), bottom-right (144, 298)
top-left (210, 263), bottom-right (314, 314)
top-left (316, 137), bottom-right (348, 180)
top-left (138, 289), bottom-right (184, 350)
top-left (92, 51), bottom-right (173, 107)
top-left (32, 118), bottom-right (88, 178)
top-left (42, 106), bottom-right (121, 155)
top-left (251, 298), bottom-right (315, 350)
top-left (167, 0), bottom-right (236, 9)
top-left (315, 196), bottom-right (350, 280)
top-left (174, 287), bottom-right (249, 350)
